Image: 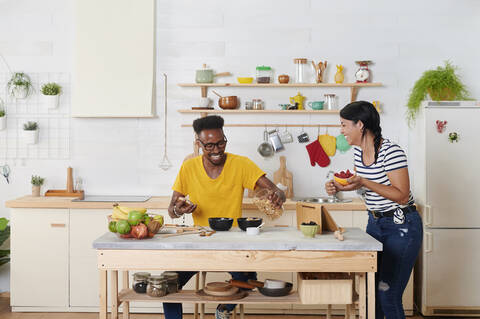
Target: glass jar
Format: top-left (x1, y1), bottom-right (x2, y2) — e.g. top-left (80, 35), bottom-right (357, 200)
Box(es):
top-left (252, 99), bottom-right (264, 110)
top-left (294, 58), bottom-right (307, 83)
top-left (146, 275), bottom-right (168, 297)
top-left (132, 272), bottom-right (151, 293)
top-left (256, 66), bottom-right (272, 84)
top-left (253, 188), bottom-right (283, 220)
top-left (163, 271), bottom-right (179, 293)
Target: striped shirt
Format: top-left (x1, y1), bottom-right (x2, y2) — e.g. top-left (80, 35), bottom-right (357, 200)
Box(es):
top-left (354, 139), bottom-right (414, 212)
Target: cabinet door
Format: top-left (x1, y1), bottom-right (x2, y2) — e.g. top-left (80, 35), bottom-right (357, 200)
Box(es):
top-left (11, 209), bottom-right (69, 307)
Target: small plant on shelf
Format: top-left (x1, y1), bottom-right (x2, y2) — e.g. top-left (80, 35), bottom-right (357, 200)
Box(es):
top-left (31, 175), bottom-right (45, 197)
top-left (407, 61), bottom-right (470, 125)
top-left (41, 82), bottom-right (62, 109)
top-left (23, 121), bottom-right (39, 144)
top-left (7, 72), bottom-right (33, 99)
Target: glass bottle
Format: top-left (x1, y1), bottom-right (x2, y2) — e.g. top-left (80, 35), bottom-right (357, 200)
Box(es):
top-left (255, 66), bottom-right (272, 83)
top-left (132, 272), bottom-right (151, 293)
top-left (146, 275), bottom-right (168, 297)
top-left (163, 271), bottom-right (179, 293)
top-left (294, 58), bottom-right (307, 83)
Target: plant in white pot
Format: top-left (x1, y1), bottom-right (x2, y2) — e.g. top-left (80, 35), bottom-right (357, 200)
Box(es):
top-left (31, 175), bottom-right (45, 197)
top-left (0, 108), bottom-right (5, 131)
top-left (7, 72), bottom-right (33, 99)
top-left (23, 121), bottom-right (39, 144)
top-left (41, 82), bottom-right (62, 109)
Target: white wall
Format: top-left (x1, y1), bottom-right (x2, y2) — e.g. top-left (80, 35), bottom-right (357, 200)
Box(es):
top-left (0, 0), bottom-right (479, 292)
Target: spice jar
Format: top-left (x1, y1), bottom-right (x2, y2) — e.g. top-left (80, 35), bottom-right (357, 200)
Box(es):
top-left (132, 272), bottom-right (151, 293)
top-left (146, 275), bottom-right (168, 297)
top-left (294, 58), bottom-right (307, 83)
top-left (256, 66), bottom-right (272, 83)
top-left (163, 271), bottom-right (179, 293)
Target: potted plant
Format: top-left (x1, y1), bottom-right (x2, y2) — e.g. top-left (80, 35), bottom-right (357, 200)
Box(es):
top-left (23, 121), bottom-right (39, 144)
top-left (7, 72), bottom-right (33, 99)
top-left (0, 108), bottom-right (5, 131)
top-left (0, 218), bottom-right (10, 267)
top-left (407, 61), bottom-right (470, 124)
top-left (41, 82), bottom-right (62, 109)
top-left (31, 175), bottom-right (45, 197)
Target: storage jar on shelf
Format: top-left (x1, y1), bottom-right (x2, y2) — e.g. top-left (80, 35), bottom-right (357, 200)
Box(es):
top-left (294, 58), bottom-right (308, 83)
top-left (163, 271), bottom-right (179, 293)
top-left (132, 272), bottom-right (151, 293)
top-left (146, 275), bottom-right (168, 297)
top-left (256, 66), bottom-right (272, 83)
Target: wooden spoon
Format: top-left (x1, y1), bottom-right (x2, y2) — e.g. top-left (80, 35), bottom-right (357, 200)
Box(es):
top-left (211, 90), bottom-right (223, 98)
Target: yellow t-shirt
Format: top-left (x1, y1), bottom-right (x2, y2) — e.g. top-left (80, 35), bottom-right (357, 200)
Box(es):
top-left (172, 153), bottom-right (265, 226)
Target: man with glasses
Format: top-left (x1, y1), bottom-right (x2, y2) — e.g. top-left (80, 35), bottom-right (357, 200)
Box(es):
top-left (164, 115), bottom-right (285, 319)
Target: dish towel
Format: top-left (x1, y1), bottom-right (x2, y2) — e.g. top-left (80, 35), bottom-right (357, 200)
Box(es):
top-left (306, 140), bottom-right (330, 167)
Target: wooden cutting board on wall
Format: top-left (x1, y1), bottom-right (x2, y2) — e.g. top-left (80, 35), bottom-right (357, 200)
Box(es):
top-left (273, 156), bottom-right (294, 198)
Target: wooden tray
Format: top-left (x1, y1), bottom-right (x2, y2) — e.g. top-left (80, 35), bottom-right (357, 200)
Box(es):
top-left (205, 282), bottom-right (233, 292)
top-left (196, 289), bottom-right (247, 301)
top-left (45, 189), bottom-right (84, 198)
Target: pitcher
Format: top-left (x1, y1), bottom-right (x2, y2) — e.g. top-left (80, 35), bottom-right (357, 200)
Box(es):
top-left (289, 92), bottom-right (306, 110)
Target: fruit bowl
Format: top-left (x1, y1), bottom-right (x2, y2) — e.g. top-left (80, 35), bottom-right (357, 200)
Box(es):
top-left (108, 205), bottom-right (164, 239)
top-left (333, 170), bottom-right (354, 186)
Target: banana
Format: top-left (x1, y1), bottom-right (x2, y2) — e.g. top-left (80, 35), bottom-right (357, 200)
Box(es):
top-left (117, 205), bottom-right (147, 215)
top-left (112, 206), bottom-right (128, 220)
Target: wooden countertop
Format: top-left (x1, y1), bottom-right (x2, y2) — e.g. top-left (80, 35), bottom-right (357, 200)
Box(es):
top-left (5, 196), bottom-right (366, 211)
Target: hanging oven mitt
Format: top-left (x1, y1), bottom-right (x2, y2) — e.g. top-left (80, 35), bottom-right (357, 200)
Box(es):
top-left (336, 134), bottom-right (351, 153)
top-left (318, 134), bottom-right (336, 156)
top-left (306, 140), bottom-right (330, 167)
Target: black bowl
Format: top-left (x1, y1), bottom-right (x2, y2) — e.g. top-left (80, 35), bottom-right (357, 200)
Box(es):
top-left (208, 218), bottom-right (233, 231)
top-left (258, 282), bottom-right (293, 297)
top-left (237, 217), bottom-right (263, 231)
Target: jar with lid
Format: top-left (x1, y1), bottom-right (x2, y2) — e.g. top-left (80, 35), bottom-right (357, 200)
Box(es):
top-left (132, 272), bottom-right (151, 293)
top-left (146, 275), bottom-right (168, 297)
top-left (163, 271), bottom-right (179, 293)
top-left (256, 66), bottom-right (272, 83)
top-left (252, 99), bottom-right (264, 110)
top-left (294, 58), bottom-right (307, 83)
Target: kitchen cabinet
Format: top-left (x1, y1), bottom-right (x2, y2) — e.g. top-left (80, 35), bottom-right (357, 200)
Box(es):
top-left (10, 209), bottom-right (69, 309)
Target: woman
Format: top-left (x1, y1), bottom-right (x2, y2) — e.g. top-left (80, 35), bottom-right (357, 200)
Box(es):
top-left (325, 101), bottom-right (422, 319)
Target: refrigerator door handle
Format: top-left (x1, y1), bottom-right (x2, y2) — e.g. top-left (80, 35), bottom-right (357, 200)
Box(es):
top-left (425, 204), bottom-right (432, 226)
top-left (425, 232), bottom-right (433, 253)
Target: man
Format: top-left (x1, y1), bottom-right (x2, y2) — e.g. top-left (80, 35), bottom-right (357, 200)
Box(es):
top-left (163, 115), bottom-right (285, 319)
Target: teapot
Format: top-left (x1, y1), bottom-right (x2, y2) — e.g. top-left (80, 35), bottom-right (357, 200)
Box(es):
top-left (289, 92), bottom-right (306, 110)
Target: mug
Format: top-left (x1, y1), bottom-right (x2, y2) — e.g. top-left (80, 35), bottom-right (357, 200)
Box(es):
top-left (199, 97), bottom-right (212, 108)
top-left (308, 101), bottom-right (324, 110)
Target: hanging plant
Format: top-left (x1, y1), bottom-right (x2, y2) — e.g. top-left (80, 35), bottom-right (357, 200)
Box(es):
top-left (406, 61), bottom-right (470, 125)
top-left (7, 72), bottom-right (33, 99)
top-left (41, 82), bottom-right (62, 109)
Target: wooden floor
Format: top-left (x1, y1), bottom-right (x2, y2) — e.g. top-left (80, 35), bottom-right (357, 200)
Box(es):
top-left (0, 294), bottom-right (425, 319)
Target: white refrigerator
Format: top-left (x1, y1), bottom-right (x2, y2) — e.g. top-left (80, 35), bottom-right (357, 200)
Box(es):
top-left (409, 101), bottom-right (480, 316)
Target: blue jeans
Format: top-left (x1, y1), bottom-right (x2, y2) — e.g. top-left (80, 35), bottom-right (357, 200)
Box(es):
top-left (366, 208), bottom-right (423, 319)
top-left (163, 271), bottom-right (257, 319)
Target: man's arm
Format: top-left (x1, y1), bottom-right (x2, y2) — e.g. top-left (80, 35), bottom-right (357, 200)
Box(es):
top-left (168, 190), bottom-right (197, 219)
top-left (255, 175), bottom-right (286, 208)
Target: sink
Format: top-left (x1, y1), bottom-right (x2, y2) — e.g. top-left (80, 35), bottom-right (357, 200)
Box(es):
top-left (293, 197), bottom-right (352, 204)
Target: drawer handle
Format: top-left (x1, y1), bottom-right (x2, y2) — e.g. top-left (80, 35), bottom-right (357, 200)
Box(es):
top-left (50, 223), bottom-right (66, 228)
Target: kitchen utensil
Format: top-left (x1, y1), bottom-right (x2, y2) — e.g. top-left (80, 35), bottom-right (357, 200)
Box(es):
top-left (229, 280), bottom-right (256, 289)
top-left (289, 92), bottom-right (306, 110)
top-left (279, 127), bottom-right (293, 143)
top-left (204, 286), bottom-right (239, 296)
top-left (324, 94), bottom-right (337, 110)
top-left (264, 279), bottom-right (286, 289)
top-left (205, 282), bottom-right (233, 292)
top-left (312, 60), bottom-right (327, 83)
top-left (247, 279), bottom-right (265, 288)
top-left (278, 74), bottom-right (289, 84)
top-left (67, 167), bottom-right (73, 193)
top-left (45, 167), bottom-right (85, 198)
top-left (355, 60), bottom-right (372, 83)
top-left (273, 156), bottom-right (294, 198)
top-left (195, 64), bottom-right (231, 83)
top-left (196, 289), bottom-right (247, 301)
top-left (159, 73), bottom-right (172, 170)
top-left (1, 163), bottom-right (10, 184)
top-left (237, 77), bottom-right (253, 84)
top-left (208, 217), bottom-right (233, 231)
top-left (237, 217), bottom-right (263, 231)
top-left (246, 227), bottom-right (259, 235)
top-left (257, 129), bottom-right (274, 158)
top-left (212, 90), bottom-right (238, 109)
top-left (258, 282), bottom-right (293, 297)
top-left (294, 58), bottom-right (308, 83)
top-left (308, 101), bottom-right (324, 110)
top-left (268, 129), bottom-right (284, 152)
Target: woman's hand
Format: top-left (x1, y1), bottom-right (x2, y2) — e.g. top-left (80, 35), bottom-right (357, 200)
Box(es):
top-left (333, 175), bottom-right (364, 192)
top-left (325, 179), bottom-right (337, 195)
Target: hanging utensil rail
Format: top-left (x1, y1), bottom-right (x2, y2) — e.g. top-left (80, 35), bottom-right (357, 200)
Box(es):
top-left (181, 123), bottom-right (340, 128)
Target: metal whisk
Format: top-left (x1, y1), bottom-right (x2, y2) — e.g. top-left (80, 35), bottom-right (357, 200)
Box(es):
top-left (159, 73), bottom-right (172, 171)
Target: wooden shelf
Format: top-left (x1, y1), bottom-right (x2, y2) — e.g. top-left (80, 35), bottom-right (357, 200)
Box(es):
top-left (178, 109), bottom-right (340, 114)
top-left (118, 289), bottom-right (300, 304)
top-left (178, 83), bottom-right (382, 88)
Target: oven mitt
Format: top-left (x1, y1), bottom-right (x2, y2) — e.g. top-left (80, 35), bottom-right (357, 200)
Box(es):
top-left (336, 134), bottom-right (351, 153)
top-left (306, 140), bottom-right (330, 167)
top-left (318, 134), bottom-right (336, 156)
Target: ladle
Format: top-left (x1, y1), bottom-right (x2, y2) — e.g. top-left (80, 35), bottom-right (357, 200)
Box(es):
top-left (159, 73), bottom-right (172, 171)
top-left (211, 90), bottom-right (223, 98)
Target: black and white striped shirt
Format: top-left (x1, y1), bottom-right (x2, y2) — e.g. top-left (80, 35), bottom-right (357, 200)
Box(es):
top-left (354, 139), bottom-right (414, 212)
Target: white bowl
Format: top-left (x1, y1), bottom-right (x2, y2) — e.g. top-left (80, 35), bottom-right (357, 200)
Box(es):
top-left (246, 227), bottom-right (260, 236)
top-left (264, 279), bottom-right (286, 289)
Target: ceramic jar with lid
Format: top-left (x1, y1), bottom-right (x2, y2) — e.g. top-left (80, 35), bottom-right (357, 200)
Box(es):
top-left (162, 271), bottom-right (179, 293)
top-left (146, 275), bottom-right (168, 297)
top-left (133, 272), bottom-right (151, 293)
top-left (294, 58), bottom-right (308, 83)
top-left (252, 99), bottom-right (264, 110)
top-left (256, 66), bottom-right (272, 83)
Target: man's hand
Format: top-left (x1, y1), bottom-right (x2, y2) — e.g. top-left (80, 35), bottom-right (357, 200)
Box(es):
top-left (268, 189), bottom-right (286, 209)
top-left (173, 197), bottom-right (197, 217)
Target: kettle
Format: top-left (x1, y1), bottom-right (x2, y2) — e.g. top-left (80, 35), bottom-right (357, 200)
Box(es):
top-left (289, 92), bottom-right (306, 110)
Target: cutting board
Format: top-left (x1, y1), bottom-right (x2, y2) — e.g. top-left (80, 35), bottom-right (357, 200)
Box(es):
top-left (273, 156), bottom-right (294, 198)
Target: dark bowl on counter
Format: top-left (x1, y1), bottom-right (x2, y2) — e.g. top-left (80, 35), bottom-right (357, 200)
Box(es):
top-left (237, 217), bottom-right (263, 231)
top-left (258, 282), bottom-right (293, 297)
top-left (208, 217), bottom-right (234, 231)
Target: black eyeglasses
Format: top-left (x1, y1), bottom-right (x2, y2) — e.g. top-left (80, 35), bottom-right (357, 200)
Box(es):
top-left (197, 136), bottom-right (228, 151)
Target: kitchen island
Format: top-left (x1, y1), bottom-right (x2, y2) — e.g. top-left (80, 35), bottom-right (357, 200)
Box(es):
top-left (93, 227), bottom-right (382, 319)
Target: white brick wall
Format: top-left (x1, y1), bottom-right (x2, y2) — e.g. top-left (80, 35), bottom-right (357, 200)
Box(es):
top-left (0, 0), bottom-right (479, 292)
